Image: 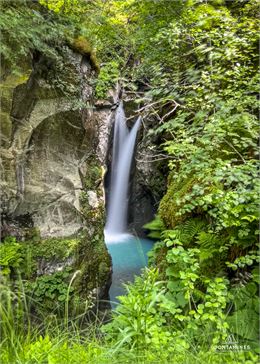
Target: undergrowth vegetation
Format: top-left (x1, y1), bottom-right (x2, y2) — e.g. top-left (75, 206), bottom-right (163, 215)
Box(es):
top-left (0, 0), bottom-right (259, 363)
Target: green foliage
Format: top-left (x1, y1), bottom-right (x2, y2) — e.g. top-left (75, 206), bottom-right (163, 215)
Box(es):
top-left (23, 335), bottom-right (105, 364)
top-left (163, 218), bottom-right (207, 247)
top-left (0, 237), bottom-right (23, 276)
top-left (227, 253), bottom-right (260, 270)
top-left (24, 335), bottom-right (53, 364)
top-left (102, 268), bottom-right (258, 362)
top-left (25, 268), bottom-right (73, 306)
top-left (145, 214), bottom-right (259, 349)
top-left (164, 243), bottom-right (231, 345)
top-left (1, 0), bottom-right (259, 362)
top-left (228, 283), bottom-right (259, 344)
top-left (0, 1), bottom-right (75, 73)
top-left (33, 237), bottom-right (80, 261)
top-left (0, 235), bottom-right (80, 279)
top-left (0, 235), bottom-right (85, 319)
top-left (0, 269), bottom-right (259, 364)
top-left (139, 4), bottom-right (260, 354)
top-left (39, 0), bottom-right (78, 14)
top-left (0, 278), bottom-right (34, 363)
top-left (143, 215), bottom-right (165, 239)
top-left (95, 61), bottom-right (120, 98)
top-left (104, 269), bottom-right (170, 350)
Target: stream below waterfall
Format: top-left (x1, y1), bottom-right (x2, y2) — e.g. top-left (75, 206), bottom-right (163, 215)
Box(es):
top-left (106, 237), bottom-right (153, 306)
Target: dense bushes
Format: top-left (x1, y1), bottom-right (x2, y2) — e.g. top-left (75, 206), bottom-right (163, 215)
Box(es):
top-left (96, 0), bottom-right (259, 358)
top-left (141, 0), bottom-right (259, 355)
top-left (0, 0), bottom-right (259, 362)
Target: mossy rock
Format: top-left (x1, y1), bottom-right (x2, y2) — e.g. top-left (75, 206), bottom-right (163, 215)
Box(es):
top-left (70, 36), bottom-right (100, 72)
top-left (75, 233), bottom-right (111, 296)
top-left (0, 112), bottom-right (12, 147)
top-left (5, 235), bottom-right (81, 280)
top-left (84, 157), bottom-right (103, 191)
top-left (32, 237), bottom-right (81, 261)
top-left (159, 173), bottom-right (200, 228)
top-left (0, 69), bottom-right (31, 146)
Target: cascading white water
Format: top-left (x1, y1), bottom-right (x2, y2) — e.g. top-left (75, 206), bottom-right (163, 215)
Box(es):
top-left (105, 102), bottom-right (141, 243)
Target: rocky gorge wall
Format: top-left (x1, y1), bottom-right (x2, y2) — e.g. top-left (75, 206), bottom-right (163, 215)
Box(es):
top-left (130, 119), bottom-right (167, 235)
top-left (0, 45), bottom-right (166, 309)
top-left (116, 98), bottom-right (167, 236)
top-left (0, 47), bottom-right (112, 303)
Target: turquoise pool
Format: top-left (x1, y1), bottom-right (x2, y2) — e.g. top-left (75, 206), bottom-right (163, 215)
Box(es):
top-left (106, 236), bottom-right (153, 306)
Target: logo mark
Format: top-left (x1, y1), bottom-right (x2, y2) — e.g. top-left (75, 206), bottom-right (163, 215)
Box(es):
top-left (214, 334), bottom-right (251, 353)
top-left (225, 334), bottom-right (238, 344)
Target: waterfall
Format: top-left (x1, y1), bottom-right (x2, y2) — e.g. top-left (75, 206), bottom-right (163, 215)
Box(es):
top-left (105, 102), bottom-right (141, 243)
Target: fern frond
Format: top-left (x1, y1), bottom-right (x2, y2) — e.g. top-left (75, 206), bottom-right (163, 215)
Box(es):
top-left (174, 218), bottom-right (207, 246)
top-left (197, 232), bottom-right (220, 249)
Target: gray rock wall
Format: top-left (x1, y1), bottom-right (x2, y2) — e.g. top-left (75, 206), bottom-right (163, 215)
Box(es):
top-left (114, 97), bottom-right (167, 236)
top-left (0, 48), bottom-right (113, 303)
top-left (0, 49), bottom-right (112, 238)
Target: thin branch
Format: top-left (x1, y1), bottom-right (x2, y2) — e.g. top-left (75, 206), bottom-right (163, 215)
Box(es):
top-left (135, 99), bottom-right (169, 113)
top-left (135, 155), bottom-right (170, 163)
top-left (223, 138), bottom-right (246, 164)
top-left (160, 104), bottom-right (179, 123)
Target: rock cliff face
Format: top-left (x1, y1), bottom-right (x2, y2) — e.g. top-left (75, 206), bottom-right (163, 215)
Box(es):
top-left (130, 124), bottom-right (167, 235)
top-left (117, 98), bottom-right (167, 236)
top-left (0, 48), bottom-right (112, 301)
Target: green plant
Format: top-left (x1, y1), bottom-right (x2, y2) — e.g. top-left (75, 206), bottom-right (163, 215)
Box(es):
top-left (103, 268), bottom-right (177, 356)
top-left (24, 335), bottom-right (53, 364)
top-left (0, 237), bottom-right (23, 276)
top-left (227, 252), bottom-right (260, 270)
top-left (0, 278), bottom-right (35, 363)
top-left (143, 215), bottom-right (165, 239)
top-left (25, 268), bottom-right (74, 312)
top-left (0, 272), bottom-right (259, 364)
top-left (0, 1), bottom-right (75, 71)
top-left (147, 227), bottom-right (259, 349)
top-left (95, 61), bottom-right (119, 99)
top-left (227, 282), bottom-right (259, 347)
top-left (1, 0), bottom-right (259, 362)
top-left (32, 237), bottom-right (80, 261)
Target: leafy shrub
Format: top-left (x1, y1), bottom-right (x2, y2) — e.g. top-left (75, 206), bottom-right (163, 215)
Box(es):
top-left (0, 1), bottom-right (75, 72)
top-left (103, 268), bottom-right (178, 359)
top-left (0, 237), bottom-right (22, 276)
top-left (25, 268), bottom-right (74, 312)
top-left (95, 61), bottom-right (119, 99)
top-left (102, 267), bottom-right (258, 362)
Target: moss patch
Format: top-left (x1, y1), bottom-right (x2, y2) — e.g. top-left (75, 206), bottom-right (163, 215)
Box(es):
top-left (75, 152), bottom-right (111, 297)
top-left (0, 69), bottom-right (31, 146)
top-left (76, 233), bottom-right (111, 294)
top-left (32, 237), bottom-right (81, 261)
top-left (84, 157), bottom-right (103, 191)
top-left (159, 173), bottom-right (199, 228)
top-left (0, 235), bottom-right (81, 277)
top-left (70, 36), bottom-right (100, 72)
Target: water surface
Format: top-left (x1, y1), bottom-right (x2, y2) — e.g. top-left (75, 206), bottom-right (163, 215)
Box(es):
top-left (106, 236), bottom-right (153, 306)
